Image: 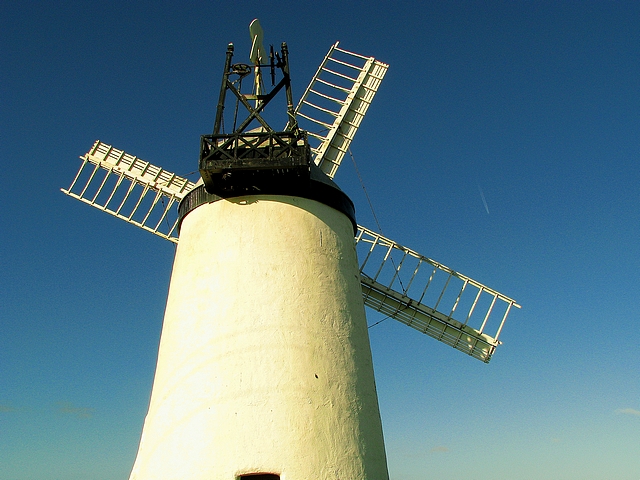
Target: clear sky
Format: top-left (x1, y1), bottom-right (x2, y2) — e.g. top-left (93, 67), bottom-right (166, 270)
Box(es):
top-left (2, 1), bottom-right (639, 479)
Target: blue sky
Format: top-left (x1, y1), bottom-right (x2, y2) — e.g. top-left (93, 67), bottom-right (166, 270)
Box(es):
top-left (2, 1), bottom-right (639, 479)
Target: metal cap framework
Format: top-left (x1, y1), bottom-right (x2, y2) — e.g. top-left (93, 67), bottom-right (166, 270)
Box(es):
top-left (199, 42), bottom-right (312, 198)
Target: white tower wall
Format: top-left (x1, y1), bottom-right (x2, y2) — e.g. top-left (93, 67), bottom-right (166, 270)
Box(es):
top-left (129, 195), bottom-right (389, 479)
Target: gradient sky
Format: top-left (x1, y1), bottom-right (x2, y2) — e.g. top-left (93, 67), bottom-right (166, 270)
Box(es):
top-left (2, 2), bottom-right (639, 479)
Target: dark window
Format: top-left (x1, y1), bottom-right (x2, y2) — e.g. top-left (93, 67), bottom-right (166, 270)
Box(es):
top-left (238, 475), bottom-right (279, 480)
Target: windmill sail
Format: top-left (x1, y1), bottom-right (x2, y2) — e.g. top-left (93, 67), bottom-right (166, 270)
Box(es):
top-left (355, 226), bottom-right (520, 362)
top-left (294, 42), bottom-right (388, 179)
top-left (61, 140), bottom-right (196, 243)
top-left (63, 142), bottom-right (519, 362)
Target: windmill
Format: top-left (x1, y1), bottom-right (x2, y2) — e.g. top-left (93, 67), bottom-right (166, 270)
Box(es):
top-left (62, 23), bottom-right (520, 480)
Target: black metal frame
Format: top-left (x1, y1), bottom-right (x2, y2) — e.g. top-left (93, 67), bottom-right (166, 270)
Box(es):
top-left (201, 131), bottom-right (307, 166)
top-left (199, 130), bottom-right (311, 195)
top-left (200, 42), bottom-right (308, 195)
top-left (212, 42), bottom-right (298, 136)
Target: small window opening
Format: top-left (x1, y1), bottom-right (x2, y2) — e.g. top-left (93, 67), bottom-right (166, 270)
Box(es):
top-left (238, 475), bottom-right (280, 480)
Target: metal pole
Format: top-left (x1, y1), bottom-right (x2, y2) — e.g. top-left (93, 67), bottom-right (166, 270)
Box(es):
top-left (281, 43), bottom-right (298, 131)
top-left (213, 43), bottom-right (234, 135)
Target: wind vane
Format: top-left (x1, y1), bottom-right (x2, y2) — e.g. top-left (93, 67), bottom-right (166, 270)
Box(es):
top-left (249, 18), bottom-right (266, 102)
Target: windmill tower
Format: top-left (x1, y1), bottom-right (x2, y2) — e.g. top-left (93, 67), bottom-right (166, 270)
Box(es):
top-left (62, 23), bottom-right (520, 480)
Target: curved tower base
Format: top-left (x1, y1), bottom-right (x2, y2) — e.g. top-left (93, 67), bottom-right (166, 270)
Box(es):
top-left (129, 195), bottom-right (389, 480)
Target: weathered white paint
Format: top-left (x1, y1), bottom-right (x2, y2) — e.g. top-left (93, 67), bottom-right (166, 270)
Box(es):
top-left (129, 195), bottom-right (389, 480)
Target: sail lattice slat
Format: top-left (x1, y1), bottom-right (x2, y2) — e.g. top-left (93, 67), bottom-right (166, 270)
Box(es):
top-left (355, 225), bottom-right (520, 363)
top-left (294, 42), bottom-right (388, 179)
top-left (61, 140), bottom-right (197, 243)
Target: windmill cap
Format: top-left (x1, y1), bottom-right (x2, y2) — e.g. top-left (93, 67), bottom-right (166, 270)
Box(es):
top-left (178, 162), bottom-right (356, 235)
